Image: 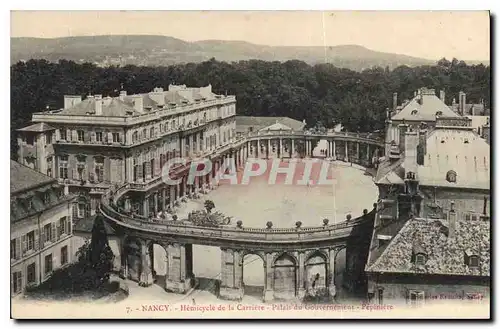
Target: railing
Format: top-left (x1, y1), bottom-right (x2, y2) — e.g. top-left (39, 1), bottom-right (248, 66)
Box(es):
top-left (100, 185), bottom-right (375, 243)
top-left (246, 130), bottom-right (384, 144)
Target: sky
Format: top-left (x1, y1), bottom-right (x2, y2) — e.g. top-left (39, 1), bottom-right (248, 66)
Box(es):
top-left (10, 11), bottom-right (490, 60)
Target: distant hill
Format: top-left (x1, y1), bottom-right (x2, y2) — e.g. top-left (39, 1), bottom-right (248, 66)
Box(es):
top-left (10, 35), bottom-right (489, 71)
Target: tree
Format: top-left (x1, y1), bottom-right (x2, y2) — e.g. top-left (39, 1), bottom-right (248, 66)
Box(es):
top-left (204, 200), bottom-right (215, 213)
top-left (89, 215), bottom-right (114, 286)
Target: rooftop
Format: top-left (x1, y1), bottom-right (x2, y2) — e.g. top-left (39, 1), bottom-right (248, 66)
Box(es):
top-left (366, 217), bottom-right (490, 277)
top-left (236, 116), bottom-right (306, 133)
top-left (10, 160), bottom-right (56, 194)
top-left (16, 122), bottom-right (55, 132)
top-left (392, 88), bottom-right (459, 121)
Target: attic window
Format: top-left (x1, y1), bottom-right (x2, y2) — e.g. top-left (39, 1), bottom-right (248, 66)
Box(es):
top-left (441, 139), bottom-right (445, 143)
top-left (464, 139), bottom-right (469, 144)
top-left (415, 253), bottom-right (427, 266)
top-left (436, 111), bottom-right (443, 116)
top-left (126, 110), bottom-right (133, 116)
top-left (411, 110), bottom-right (418, 116)
top-left (446, 170), bottom-right (457, 183)
top-left (469, 255), bottom-right (480, 268)
top-left (27, 197), bottom-right (33, 211)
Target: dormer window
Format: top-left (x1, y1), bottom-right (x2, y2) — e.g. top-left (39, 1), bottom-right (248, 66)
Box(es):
top-left (411, 110), bottom-right (418, 116)
top-left (446, 170), bottom-right (457, 183)
top-left (43, 192), bottom-right (50, 204)
top-left (464, 139), bottom-right (469, 144)
top-left (415, 253), bottom-right (427, 266)
top-left (436, 111), bottom-right (443, 116)
top-left (469, 255), bottom-right (480, 268)
top-left (27, 197), bottom-right (33, 211)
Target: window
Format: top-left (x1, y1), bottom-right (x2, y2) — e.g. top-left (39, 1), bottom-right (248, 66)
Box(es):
top-left (26, 135), bottom-right (34, 145)
top-left (446, 170), bottom-right (457, 183)
top-left (43, 192), bottom-right (50, 204)
top-left (26, 197), bottom-right (33, 211)
top-left (77, 130), bottom-right (85, 142)
top-left (46, 132), bottom-right (53, 145)
top-left (377, 288), bottom-right (384, 305)
top-left (27, 263), bottom-right (36, 284)
top-left (44, 223), bottom-right (52, 243)
top-left (411, 110), bottom-right (418, 116)
top-left (415, 253), bottom-right (426, 266)
top-left (60, 129), bottom-right (67, 141)
top-left (95, 162), bottom-right (104, 183)
top-left (150, 127), bottom-right (155, 138)
top-left (469, 255), bottom-right (480, 268)
top-left (95, 131), bottom-right (103, 142)
top-left (59, 155), bottom-right (68, 179)
top-left (436, 111), bottom-right (443, 116)
top-left (132, 131), bottom-right (138, 143)
top-left (409, 290), bottom-right (425, 306)
top-left (112, 132), bottom-right (120, 143)
top-left (59, 217), bottom-right (67, 237)
top-left (77, 203), bottom-right (85, 218)
top-left (27, 231), bottom-right (35, 251)
top-left (142, 128), bottom-right (147, 140)
top-left (12, 271), bottom-right (22, 294)
top-left (44, 254), bottom-right (53, 275)
top-left (61, 246), bottom-right (68, 265)
top-left (10, 239), bottom-right (17, 260)
top-left (47, 157), bottom-right (53, 177)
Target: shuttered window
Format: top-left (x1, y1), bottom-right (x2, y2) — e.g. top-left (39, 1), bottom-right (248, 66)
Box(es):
top-left (11, 271), bottom-right (22, 294)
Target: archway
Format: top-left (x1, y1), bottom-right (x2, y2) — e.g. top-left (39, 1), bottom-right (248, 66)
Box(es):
top-left (273, 253), bottom-right (297, 300)
top-left (148, 242), bottom-right (168, 289)
top-left (241, 253), bottom-right (265, 301)
top-left (305, 251), bottom-right (327, 296)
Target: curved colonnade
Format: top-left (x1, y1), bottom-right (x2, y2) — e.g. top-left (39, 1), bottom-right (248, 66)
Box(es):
top-left (99, 130), bottom-right (383, 302)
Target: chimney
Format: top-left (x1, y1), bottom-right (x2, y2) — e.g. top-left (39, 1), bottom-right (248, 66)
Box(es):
top-left (398, 124), bottom-right (409, 152)
top-left (448, 202), bottom-right (456, 239)
top-left (119, 90), bottom-right (127, 101)
top-left (392, 92), bottom-right (398, 111)
top-left (404, 130), bottom-right (419, 175)
top-left (439, 90), bottom-right (445, 103)
top-left (459, 91), bottom-right (466, 115)
top-left (94, 95), bottom-right (102, 115)
top-left (64, 95), bottom-right (82, 109)
top-left (130, 95), bottom-right (144, 113)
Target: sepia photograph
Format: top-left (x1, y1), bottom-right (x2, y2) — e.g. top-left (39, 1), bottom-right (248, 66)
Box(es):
top-left (8, 9), bottom-right (491, 320)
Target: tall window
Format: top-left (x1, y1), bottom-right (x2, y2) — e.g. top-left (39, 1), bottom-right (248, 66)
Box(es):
top-left (112, 132), bottom-right (120, 143)
top-left (59, 217), bottom-right (67, 236)
top-left (142, 128), bottom-right (147, 140)
top-left (27, 263), bottom-right (36, 284)
top-left (26, 231), bottom-right (35, 251)
top-left (150, 127), bottom-right (155, 138)
top-left (10, 239), bottom-right (17, 260)
top-left (46, 132), bottom-right (53, 144)
top-left (43, 223), bottom-right (52, 243)
top-left (77, 130), bottom-right (85, 142)
top-left (44, 254), bottom-right (53, 275)
top-left (46, 157), bottom-right (53, 177)
top-left (60, 129), bottom-right (67, 140)
top-left (61, 246), bottom-right (68, 265)
top-left (95, 131), bottom-right (103, 142)
top-left (59, 155), bottom-right (68, 179)
top-left (132, 131), bottom-right (138, 143)
top-left (12, 271), bottom-right (22, 294)
top-left (77, 203), bottom-right (85, 218)
top-left (94, 157), bottom-right (104, 183)
top-left (43, 192), bottom-right (50, 204)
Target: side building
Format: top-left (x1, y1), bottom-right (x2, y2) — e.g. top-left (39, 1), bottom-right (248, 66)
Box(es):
top-left (10, 160), bottom-right (75, 296)
top-left (366, 115), bottom-right (490, 305)
top-left (16, 84), bottom-right (237, 219)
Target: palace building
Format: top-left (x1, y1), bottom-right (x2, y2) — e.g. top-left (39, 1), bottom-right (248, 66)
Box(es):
top-left (366, 109), bottom-right (491, 304)
top-left (10, 160), bottom-right (75, 296)
top-left (16, 84), bottom-right (237, 220)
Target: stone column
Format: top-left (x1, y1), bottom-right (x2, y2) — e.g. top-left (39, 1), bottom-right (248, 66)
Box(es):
top-left (139, 240), bottom-right (153, 287)
top-left (298, 252), bottom-right (305, 298)
top-left (332, 140), bottom-right (336, 160)
top-left (326, 141), bottom-right (331, 157)
top-left (154, 193), bottom-right (158, 214)
top-left (356, 142), bottom-right (360, 162)
top-left (264, 253), bottom-right (274, 302)
top-left (219, 248), bottom-right (244, 301)
top-left (279, 138), bottom-right (283, 158)
top-left (165, 243), bottom-right (193, 293)
top-left (366, 144), bottom-right (371, 161)
top-left (119, 236), bottom-right (128, 279)
top-left (161, 188), bottom-right (166, 211)
top-left (124, 197), bottom-right (131, 212)
top-left (345, 141), bottom-right (349, 162)
top-left (255, 140), bottom-right (259, 158)
top-left (143, 197), bottom-right (149, 217)
top-left (328, 248), bottom-right (336, 299)
top-left (291, 139), bottom-right (295, 157)
top-left (267, 139), bottom-right (271, 159)
top-left (170, 186), bottom-right (176, 208)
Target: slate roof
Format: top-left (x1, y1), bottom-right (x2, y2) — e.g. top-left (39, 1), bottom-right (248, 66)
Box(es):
top-left (16, 122), bottom-right (55, 132)
top-left (374, 156), bottom-right (405, 185)
top-left (236, 116), bottom-right (306, 133)
top-left (58, 98), bottom-right (140, 116)
top-left (366, 217), bottom-right (490, 277)
top-left (10, 160), bottom-right (56, 194)
top-left (73, 215), bottom-right (116, 235)
top-left (392, 89), bottom-right (459, 121)
top-left (259, 122), bottom-right (293, 131)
